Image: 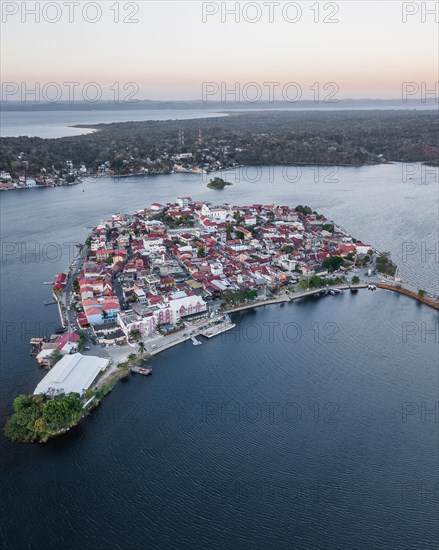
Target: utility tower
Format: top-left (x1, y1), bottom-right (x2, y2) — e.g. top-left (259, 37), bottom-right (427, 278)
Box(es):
top-left (179, 129), bottom-right (185, 147)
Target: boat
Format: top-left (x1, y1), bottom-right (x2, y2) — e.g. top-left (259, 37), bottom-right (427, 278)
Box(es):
top-left (329, 289), bottom-right (341, 296)
top-left (131, 366), bottom-right (152, 376)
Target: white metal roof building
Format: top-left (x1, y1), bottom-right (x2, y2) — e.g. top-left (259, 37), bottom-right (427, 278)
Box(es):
top-left (34, 353), bottom-right (109, 397)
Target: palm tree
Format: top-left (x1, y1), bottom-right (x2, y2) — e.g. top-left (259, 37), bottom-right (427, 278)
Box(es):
top-left (138, 341), bottom-right (145, 356)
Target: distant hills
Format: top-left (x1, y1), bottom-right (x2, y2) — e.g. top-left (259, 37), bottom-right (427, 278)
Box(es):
top-left (1, 98), bottom-right (438, 112)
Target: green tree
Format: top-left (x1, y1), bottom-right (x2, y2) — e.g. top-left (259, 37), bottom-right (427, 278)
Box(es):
top-left (322, 256), bottom-right (344, 273)
top-left (376, 252), bottom-right (396, 275)
top-left (233, 211), bottom-right (244, 225)
top-left (322, 224), bottom-right (334, 232)
top-left (4, 393), bottom-right (84, 443)
top-left (352, 275), bottom-right (360, 284)
top-left (78, 332), bottom-right (86, 351)
top-left (12, 394), bottom-right (34, 412)
top-left (226, 224), bottom-right (233, 240)
top-left (50, 349), bottom-right (62, 368)
top-left (418, 289), bottom-right (426, 297)
top-left (295, 205), bottom-right (313, 215)
top-left (246, 289), bottom-right (258, 300)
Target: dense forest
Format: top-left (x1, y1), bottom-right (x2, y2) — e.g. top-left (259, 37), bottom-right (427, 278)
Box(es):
top-left (1, 110), bottom-right (437, 176)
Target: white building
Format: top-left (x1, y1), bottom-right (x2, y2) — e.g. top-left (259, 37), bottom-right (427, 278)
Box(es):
top-left (244, 214), bottom-right (257, 226)
top-left (165, 294), bottom-right (207, 323)
top-left (143, 237), bottom-right (165, 254)
top-left (173, 153), bottom-right (193, 160)
top-left (355, 243), bottom-right (372, 255)
top-left (34, 353), bottom-right (109, 397)
top-left (0, 171), bottom-right (12, 181)
top-left (201, 204), bottom-right (229, 221)
top-left (176, 196), bottom-right (192, 208)
top-left (210, 262), bottom-right (224, 276)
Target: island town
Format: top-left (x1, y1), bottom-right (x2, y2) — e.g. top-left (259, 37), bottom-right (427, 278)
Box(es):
top-left (5, 198), bottom-right (437, 443)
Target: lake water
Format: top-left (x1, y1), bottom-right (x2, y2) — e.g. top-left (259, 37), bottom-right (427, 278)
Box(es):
top-left (0, 164), bottom-right (438, 549)
top-left (0, 109), bottom-right (226, 138)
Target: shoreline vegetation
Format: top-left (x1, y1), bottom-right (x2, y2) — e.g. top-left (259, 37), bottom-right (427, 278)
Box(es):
top-left (1, 110), bottom-right (438, 186)
top-left (207, 177), bottom-right (233, 189)
top-left (4, 351), bottom-right (147, 443)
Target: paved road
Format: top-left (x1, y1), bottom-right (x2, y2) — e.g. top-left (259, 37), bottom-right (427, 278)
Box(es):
top-left (60, 245), bottom-right (89, 335)
top-left (144, 313), bottom-right (227, 355)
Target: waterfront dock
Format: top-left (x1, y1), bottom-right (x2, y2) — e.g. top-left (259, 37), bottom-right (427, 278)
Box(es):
top-left (288, 283), bottom-right (367, 302)
top-left (223, 286), bottom-right (368, 314)
top-left (375, 283), bottom-right (439, 310)
top-left (30, 338), bottom-right (45, 355)
top-left (200, 321), bottom-right (236, 338)
top-left (224, 295), bottom-right (290, 314)
top-left (191, 337), bottom-right (202, 345)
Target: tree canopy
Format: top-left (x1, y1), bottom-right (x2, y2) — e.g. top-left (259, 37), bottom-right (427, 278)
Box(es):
top-left (4, 393), bottom-right (84, 443)
top-left (322, 256), bottom-right (344, 272)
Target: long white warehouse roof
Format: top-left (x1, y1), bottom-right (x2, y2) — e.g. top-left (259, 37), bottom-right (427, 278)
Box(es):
top-left (34, 353), bottom-right (109, 396)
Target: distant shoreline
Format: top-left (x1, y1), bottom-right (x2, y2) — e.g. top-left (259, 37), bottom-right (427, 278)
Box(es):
top-left (2, 98), bottom-right (438, 112)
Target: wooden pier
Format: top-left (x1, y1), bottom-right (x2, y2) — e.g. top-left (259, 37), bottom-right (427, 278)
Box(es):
top-left (30, 338), bottom-right (45, 355)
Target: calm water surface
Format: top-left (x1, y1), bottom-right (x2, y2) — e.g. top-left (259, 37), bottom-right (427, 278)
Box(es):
top-left (0, 165), bottom-right (438, 549)
top-left (0, 109), bottom-right (226, 138)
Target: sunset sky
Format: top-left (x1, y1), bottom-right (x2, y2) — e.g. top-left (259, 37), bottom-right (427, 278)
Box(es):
top-left (1, 1), bottom-right (438, 101)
